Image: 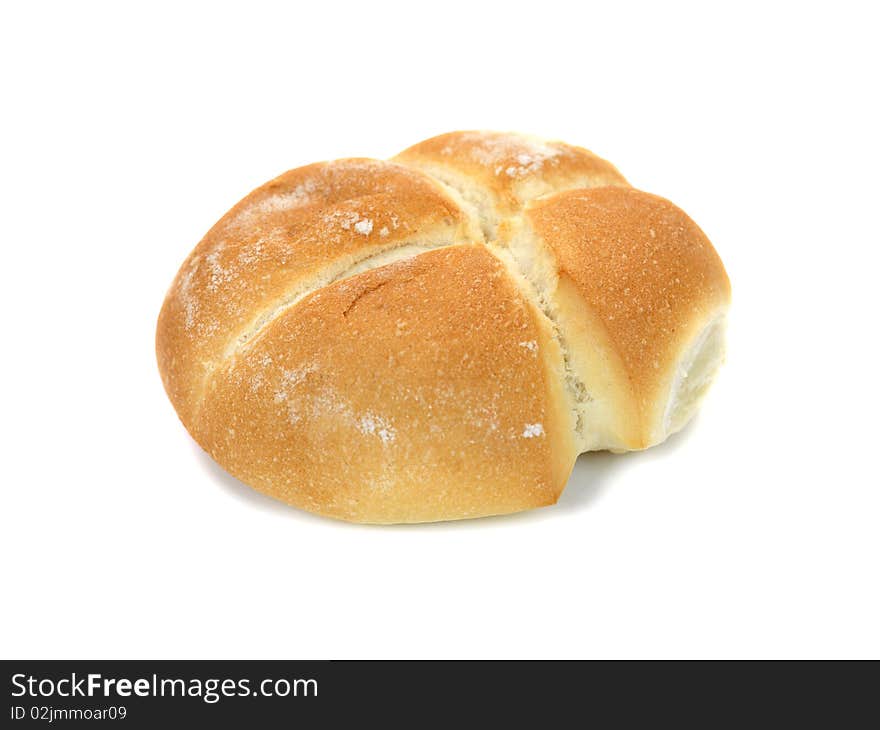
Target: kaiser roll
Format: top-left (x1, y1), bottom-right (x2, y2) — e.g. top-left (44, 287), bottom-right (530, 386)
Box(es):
top-left (156, 131), bottom-right (730, 523)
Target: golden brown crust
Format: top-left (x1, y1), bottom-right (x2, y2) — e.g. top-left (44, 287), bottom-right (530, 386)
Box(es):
top-left (394, 130), bottom-right (628, 235)
top-left (156, 131), bottom-right (730, 522)
top-left (524, 187), bottom-right (731, 447)
top-left (156, 159), bottom-right (481, 425)
top-left (196, 245), bottom-right (576, 523)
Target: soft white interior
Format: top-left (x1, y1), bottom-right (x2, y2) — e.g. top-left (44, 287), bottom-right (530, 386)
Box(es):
top-left (492, 224), bottom-right (591, 450)
top-left (661, 314), bottom-right (727, 440)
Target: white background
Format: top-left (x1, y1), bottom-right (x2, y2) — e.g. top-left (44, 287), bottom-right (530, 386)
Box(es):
top-left (2, 1), bottom-right (878, 659)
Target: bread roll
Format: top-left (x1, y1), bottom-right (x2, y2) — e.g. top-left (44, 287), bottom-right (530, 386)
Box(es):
top-left (156, 131), bottom-right (730, 523)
